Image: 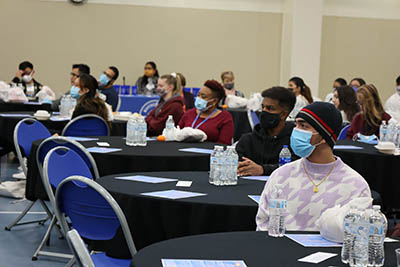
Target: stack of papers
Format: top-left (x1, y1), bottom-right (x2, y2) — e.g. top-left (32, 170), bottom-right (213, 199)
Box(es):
top-left (87, 147), bottom-right (122, 153)
top-left (285, 234), bottom-right (342, 247)
top-left (241, 176), bottom-right (270, 182)
top-left (115, 175), bottom-right (178, 184)
top-left (66, 137), bottom-right (99, 142)
top-left (298, 252), bottom-right (337, 264)
top-left (179, 148), bottom-right (213, 154)
top-left (333, 145), bottom-right (363, 150)
top-left (162, 259), bottom-right (247, 267)
top-left (141, 190), bottom-right (206, 200)
top-left (0, 113), bottom-right (31, 117)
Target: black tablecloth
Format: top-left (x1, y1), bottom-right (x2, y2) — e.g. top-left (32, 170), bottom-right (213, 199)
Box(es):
top-left (96, 171), bottom-right (263, 257)
top-left (227, 108), bottom-right (253, 142)
top-left (0, 102), bottom-right (52, 113)
top-left (130, 231), bottom-right (400, 267)
top-left (334, 140), bottom-right (400, 211)
top-left (26, 138), bottom-right (215, 201)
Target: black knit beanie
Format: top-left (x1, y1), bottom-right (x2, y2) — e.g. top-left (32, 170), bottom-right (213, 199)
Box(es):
top-left (296, 102), bottom-right (343, 148)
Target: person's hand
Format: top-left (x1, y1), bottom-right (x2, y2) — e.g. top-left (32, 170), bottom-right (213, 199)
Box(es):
top-left (15, 70), bottom-right (23, 79)
top-left (237, 157), bottom-right (264, 176)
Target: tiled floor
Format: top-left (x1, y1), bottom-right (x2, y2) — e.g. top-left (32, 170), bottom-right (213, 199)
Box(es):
top-left (0, 154), bottom-right (69, 267)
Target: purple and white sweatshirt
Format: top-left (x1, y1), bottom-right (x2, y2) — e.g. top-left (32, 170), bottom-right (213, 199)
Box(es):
top-left (256, 157), bottom-right (371, 231)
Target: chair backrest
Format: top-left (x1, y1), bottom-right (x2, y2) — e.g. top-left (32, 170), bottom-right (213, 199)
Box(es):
top-left (247, 110), bottom-right (260, 130)
top-left (36, 136), bottom-right (99, 179)
top-left (338, 124), bottom-right (350, 140)
top-left (66, 229), bottom-right (94, 267)
top-left (62, 114), bottom-right (109, 137)
top-left (55, 176), bottom-right (137, 258)
top-left (13, 118), bottom-right (51, 176)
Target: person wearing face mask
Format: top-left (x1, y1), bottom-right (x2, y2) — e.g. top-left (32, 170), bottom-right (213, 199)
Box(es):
top-left (98, 66), bottom-right (119, 111)
top-left (178, 80), bottom-right (234, 145)
top-left (325, 78), bottom-right (347, 103)
top-left (219, 71), bottom-right (245, 106)
top-left (236, 87), bottom-right (297, 176)
top-left (12, 61), bottom-right (42, 97)
top-left (136, 61), bottom-right (159, 96)
top-left (384, 75), bottom-right (400, 122)
top-left (349, 77), bottom-right (366, 91)
top-left (145, 73), bottom-right (184, 136)
top-left (256, 102), bottom-right (371, 231)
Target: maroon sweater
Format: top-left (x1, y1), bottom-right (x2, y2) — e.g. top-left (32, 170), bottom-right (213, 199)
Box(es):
top-left (146, 96), bottom-right (184, 136)
top-left (178, 109), bottom-right (234, 145)
top-left (346, 112), bottom-right (391, 139)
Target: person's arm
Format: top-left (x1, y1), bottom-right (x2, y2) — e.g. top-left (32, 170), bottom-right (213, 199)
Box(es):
top-left (346, 113), bottom-right (361, 140)
top-left (12, 77), bottom-right (21, 84)
top-left (146, 103), bottom-right (183, 136)
top-left (178, 112), bottom-right (188, 129)
top-left (216, 112), bottom-right (234, 145)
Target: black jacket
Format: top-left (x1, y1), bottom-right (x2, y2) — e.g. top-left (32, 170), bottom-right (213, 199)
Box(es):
top-left (236, 123), bottom-right (298, 175)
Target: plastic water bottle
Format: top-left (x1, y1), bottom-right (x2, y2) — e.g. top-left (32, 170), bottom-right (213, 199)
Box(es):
top-left (368, 205), bottom-right (387, 267)
top-left (209, 146), bottom-right (224, 185)
top-left (165, 115), bottom-right (175, 140)
top-left (225, 146), bottom-right (238, 185)
top-left (341, 205), bottom-right (358, 264)
top-left (279, 145), bottom-right (291, 167)
top-left (268, 184), bottom-right (286, 237)
top-left (349, 209), bottom-right (368, 267)
top-left (126, 116), bottom-right (137, 146)
top-left (387, 121), bottom-right (395, 143)
top-left (395, 126), bottom-right (400, 148)
top-left (137, 117), bottom-right (147, 146)
top-left (379, 121), bottom-right (387, 142)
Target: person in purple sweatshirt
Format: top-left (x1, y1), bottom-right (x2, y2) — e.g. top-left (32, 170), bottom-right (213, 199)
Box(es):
top-left (256, 102), bottom-right (371, 231)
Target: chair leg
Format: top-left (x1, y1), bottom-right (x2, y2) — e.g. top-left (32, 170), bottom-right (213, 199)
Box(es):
top-left (4, 200), bottom-right (48, 231)
top-left (66, 257), bottom-right (76, 267)
top-left (39, 200), bottom-right (64, 238)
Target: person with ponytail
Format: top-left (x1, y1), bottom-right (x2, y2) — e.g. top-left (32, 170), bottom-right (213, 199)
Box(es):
top-left (72, 73), bottom-right (111, 125)
top-left (287, 77), bottom-right (314, 119)
top-left (145, 73), bottom-right (184, 136)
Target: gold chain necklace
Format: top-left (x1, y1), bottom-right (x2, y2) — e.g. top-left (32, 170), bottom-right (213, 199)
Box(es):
top-left (302, 159), bottom-right (336, 193)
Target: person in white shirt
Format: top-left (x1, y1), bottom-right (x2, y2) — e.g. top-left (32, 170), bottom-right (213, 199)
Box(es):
top-left (287, 77), bottom-right (314, 120)
top-left (385, 75), bottom-right (400, 122)
top-left (325, 78), bottom-right (347, 103)
top-left (332, 85), bottom-right (360, 124)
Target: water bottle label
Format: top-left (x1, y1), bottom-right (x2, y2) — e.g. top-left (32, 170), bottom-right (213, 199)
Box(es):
top-left (279, 157), bottom-right (291, 166)
top-left (369, 225), bottom-right (384, 235)
top-left (269, 200), bottom-right (287, 209)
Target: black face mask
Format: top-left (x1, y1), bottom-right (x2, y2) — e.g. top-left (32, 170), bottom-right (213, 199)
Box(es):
top-left (259, 111), bottom-right (281, 129)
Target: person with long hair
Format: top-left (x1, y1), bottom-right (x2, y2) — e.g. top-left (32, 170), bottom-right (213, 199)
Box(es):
top-left (288, 77), bottom-right (313, 119)
top-left (136, 61), bottom-right (159, 95)
top-left (349, 77), bottom-right (366, 90)
top-left (325, 77), bottom-right (347, 103)
top-left (332, 85), bottom-right (360, 124)
top-left (346, 84), bottom-right (391, 139)
top-left (72, 73), bottom-right (111, 125)
top-left (146, 73), bottom-right (184, 136)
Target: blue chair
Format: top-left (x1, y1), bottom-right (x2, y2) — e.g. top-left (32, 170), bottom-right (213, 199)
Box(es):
top-left (66, 229), bottom-right (95, 267)
top-left (192, 87), bottom-right (200, 97)
top-left (55, 176), bottom-right (137, 267)
top-left (62, 114), bottom-right (110, 137)
top-left (338, 125), bottom-right (350, 140)
top-left (131, 85), bottom-right (137, 95)
top-left (113, 85), bottom-right (121, 94)
top-left (32, 139), bottom-right (99, 260)
top-left (247, 110), bottom-right (260, 130)
top-left (5, 118), bottom-right (52, 231)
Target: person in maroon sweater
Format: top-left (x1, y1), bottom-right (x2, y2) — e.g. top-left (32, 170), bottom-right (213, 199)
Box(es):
top-left (347, 84), bottom-right (391, 139)
top-left (179, 80), bottom-right (234, 145)
top-left (146, 74), bottom-right (184, 136)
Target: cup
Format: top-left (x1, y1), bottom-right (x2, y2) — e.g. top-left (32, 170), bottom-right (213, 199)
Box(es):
top-left (396, 248), bottom-right (400, 267)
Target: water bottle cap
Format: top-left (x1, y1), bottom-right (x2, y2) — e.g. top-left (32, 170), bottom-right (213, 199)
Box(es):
top-left (372, 205), bottom-right (381, 210)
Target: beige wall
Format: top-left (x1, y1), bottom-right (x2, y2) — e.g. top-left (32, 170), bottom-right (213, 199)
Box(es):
top-left (319, 16), bottom-right (400, 102)
top-left (0, 0), bottom-right (282, 97)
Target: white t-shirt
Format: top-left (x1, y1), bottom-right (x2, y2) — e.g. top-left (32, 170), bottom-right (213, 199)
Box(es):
top-left (385, 92), bottom-right (400, 122)
top-left (288, 95), bottom-right (309, 120)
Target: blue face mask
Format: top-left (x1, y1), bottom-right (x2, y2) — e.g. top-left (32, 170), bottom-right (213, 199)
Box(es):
top-left (290, 128), bottom-right (317, 158)
top-left (99, 73), bottom-right (110, 87)
top-left (195, 97), bottom-right (209, 112)
top-left (70, 86), bottom-right (80, 99)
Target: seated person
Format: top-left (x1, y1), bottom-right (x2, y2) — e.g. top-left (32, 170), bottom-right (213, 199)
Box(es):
top-left (219, 71), bottom-right (245, 106)
top-left (179, 80), bottom-right (234, 145)
top-left (98, 66), bottom-right (119, 111)
top-left (146, 74), bottom-right (184, 136)
top-left (236, 87), bottom-right (297, 176)
top-left (325, 78), bottom-right (347, 103)
top-left (256, 102), bottom-right (371, 231)
top-left (384, 75), bottom-right (400, 122)
top-left (332, 85), bottom-right (360, 124)
top-left (136, 61), bottom-right (159, 96)
top-left (177, 72), bottom-right (195, 111)
top-left (52, 64), bottom-right (90, 110)
top-left (349, 77), bottom-right (366, 91)
top-left (287, 77), bottom-right (313, 119)
top-left (12, 61), bottom-right (42, 96)
top-left (72, 73), bottom-right (111, 125)
top-left (346, 84), bottom-right (391, 139)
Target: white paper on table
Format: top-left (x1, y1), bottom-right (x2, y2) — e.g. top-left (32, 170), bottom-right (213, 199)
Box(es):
top-left (23, 102), bottom-right (42, 105)
top-left (285, 234), bottom-right (342, 247)
top-left (65, 136), bottom-right (99, 142)
top-left (241, 176), bottom-right (270, 182)
top-left (97, 142), bottom-right (110, 147)
top-left (176, 181), bottom-right (192, 187)
top-left (141, 189), bottom-right (206, 200)
top-left (297, 252), bottom-right (337, 264)
top-left (333, 145), bottom-right (363, 150)
top-left (49, 116), bottom-right (70, 121)
top-left (161, 259), bottom-right (248, 267)
top-left (384, 237), bottom-right (400, 242)
top-left (179, 148), bottom-right (213, 154)
top-left (248, 195), bottom-right (261, 204)
top-left (115, 175), bottom-right (178, 184)
top-left (0, 113), bottom-right (32, 117)
top-left (87, 147), bottom-right (122, 153)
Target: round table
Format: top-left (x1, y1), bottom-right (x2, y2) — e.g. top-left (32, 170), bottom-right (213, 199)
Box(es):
top-left (0, 101), bottom-right (52, 113)
top-left (130, 231), bottom-right (400, 267)
top-left (96, 171), bottom-right (264, 257)
top-left (26, 138), bottom-right (216, 201)
top-left (334, 140), bottom-right (400, 211)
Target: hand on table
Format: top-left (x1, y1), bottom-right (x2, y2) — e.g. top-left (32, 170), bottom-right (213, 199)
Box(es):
top-left (237, 157), bottom-right (264, 176)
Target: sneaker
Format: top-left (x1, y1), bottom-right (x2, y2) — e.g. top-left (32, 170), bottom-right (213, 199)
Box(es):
top-left (12, 171), bottom-right (26, 180)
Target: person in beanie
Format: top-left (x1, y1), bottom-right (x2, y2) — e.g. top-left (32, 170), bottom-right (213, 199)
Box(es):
top-left (256, 102), bottom-right (371, 231)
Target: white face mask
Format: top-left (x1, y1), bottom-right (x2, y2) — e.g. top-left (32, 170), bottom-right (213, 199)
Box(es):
top-left (22, 75), bottom-right (32, 83)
